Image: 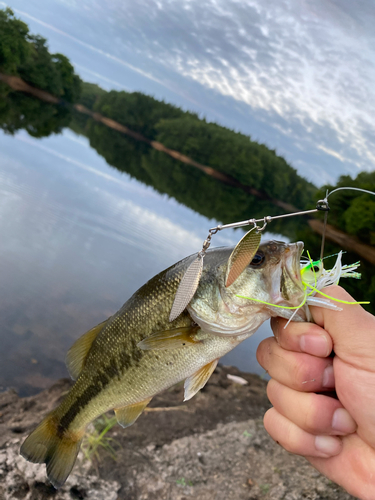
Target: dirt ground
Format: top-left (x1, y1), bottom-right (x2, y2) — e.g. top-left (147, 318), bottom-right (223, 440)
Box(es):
top-left (0, 366), bottom-right (357, 500)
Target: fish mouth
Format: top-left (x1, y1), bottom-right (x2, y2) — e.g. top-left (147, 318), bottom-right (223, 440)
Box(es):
top-left (271, 241), bottom-right (305, 307)
top-left (282, 241), bottom-right (305, 301)
top-left (285, 241), bottom-right (304, 282)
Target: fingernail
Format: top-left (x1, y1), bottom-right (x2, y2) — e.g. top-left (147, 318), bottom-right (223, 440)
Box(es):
top-left (315, 435), bottom-right (342, 456)
top-left (300, 335), bottom-right (329, 357)
top-left (332, 408), bottom-right (357, 434)
top-left (322, 365), bottom-right (335, 388)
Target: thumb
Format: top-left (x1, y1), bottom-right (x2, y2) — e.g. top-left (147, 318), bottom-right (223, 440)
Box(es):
top-left (310, 285), bottom-right (375, 369)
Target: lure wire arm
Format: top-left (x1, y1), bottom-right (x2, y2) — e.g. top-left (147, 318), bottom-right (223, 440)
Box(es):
top-left (203, 196), bottom-right (333, 255)
top-left (208, 208), bottom-right (319, 234)
top-left (316, 191), bottom-right (330, 261)
top-left (170, 186), bottom-right (374, 322)
top-left (198, 196), bottom-right (335, 261)
top-left (200, 185), bottom-right (374, 256)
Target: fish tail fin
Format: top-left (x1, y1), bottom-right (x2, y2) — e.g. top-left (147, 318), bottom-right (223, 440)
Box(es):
top-left (20, 412), bottom-right (83, 488)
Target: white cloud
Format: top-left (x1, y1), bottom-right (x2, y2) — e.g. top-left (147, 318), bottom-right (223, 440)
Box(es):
top-left (101, 0), bottom-right (375, 177)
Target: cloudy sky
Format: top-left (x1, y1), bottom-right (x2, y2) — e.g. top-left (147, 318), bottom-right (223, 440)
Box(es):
top-left (4, 0), bottom-right (375, 185)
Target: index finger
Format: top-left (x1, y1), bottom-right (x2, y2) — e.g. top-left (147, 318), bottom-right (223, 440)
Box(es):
top-left (271, 317), bottom-right (332, 358)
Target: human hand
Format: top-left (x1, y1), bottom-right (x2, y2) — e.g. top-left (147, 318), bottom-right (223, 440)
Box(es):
top-left (256, 285), bottom-right (375, 500)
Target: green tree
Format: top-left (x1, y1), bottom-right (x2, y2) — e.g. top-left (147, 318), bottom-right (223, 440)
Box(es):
top-left (0, 8), bottom-right (81, 101)
top-left (0, 7), bottom-right (81, 137)
top-left (69, 82), bottom-right (108, 135)
top-left (344, 196), bottom-right (375, 244)
top-left (0, 8), bottom-right (30, 74)
top-left (0, 87), bottom-right (72, 137)
top-left (91, 90), bottom-right (189, 139)
top-left (154, 116), bottom-right (315, 208)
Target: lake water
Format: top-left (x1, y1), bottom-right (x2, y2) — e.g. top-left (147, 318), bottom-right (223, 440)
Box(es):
top-left (0, 128), bottom-right (281, 396)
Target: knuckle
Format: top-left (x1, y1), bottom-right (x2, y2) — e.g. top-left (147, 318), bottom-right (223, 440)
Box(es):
top-left (293, 358), bottom-right (313, 388)
top-left (266, 379), bottom-right (278, 403)
top-left (263, 407), bottom-right (277, 433)
top-left (257, 338), bottom-right (274, 367)
top-left (281, 424), bottom-right (300, 454)
top-left (303, 394), bottom-right (322, 433)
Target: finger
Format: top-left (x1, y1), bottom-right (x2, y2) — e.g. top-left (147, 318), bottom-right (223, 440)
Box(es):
top-left (271, 317), bottom-right (332, 357)
top-left (310, 285), bottom-right (375, 368)
top-left (308, 433), bottom-right (375, 499)
top-left (257, 337), bottom-right (335, 392)
top-left (267, 379), bottom-right (357, 436)
top-left (264, 407), bottom-right (343, 458)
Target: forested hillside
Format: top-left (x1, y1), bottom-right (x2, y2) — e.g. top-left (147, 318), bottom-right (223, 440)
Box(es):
top-left (72, 85), bottom-right (316, 220)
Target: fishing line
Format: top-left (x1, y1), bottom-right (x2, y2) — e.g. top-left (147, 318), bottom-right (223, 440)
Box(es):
top-left (327, 187), bottom-right (375, 198)
top-left (318, 185), bottom-right (375, 259)
top-left (301, 251), bottom-right (346, 263)
top-left (319, 190), bottom-right (329, 261)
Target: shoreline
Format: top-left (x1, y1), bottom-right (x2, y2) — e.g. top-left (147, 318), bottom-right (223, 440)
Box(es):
top-left (0, 365), bottom-right (355, 499)
top-left (1, 72), bottom-right (374, 266)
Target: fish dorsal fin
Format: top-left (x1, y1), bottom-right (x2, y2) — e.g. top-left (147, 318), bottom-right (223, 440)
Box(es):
top-left (225, 229), bottom-right (261, 287)
top-left (137, 326), bottom-right (201, 351)
top-left (66, 319), bottom-right (108, 380)
top-left (184, 359), bottom-right (218, 401)
top-left (114, 398), bottom-right (152, 428)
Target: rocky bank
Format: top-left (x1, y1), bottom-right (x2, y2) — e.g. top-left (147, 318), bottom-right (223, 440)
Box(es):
top-left (0, 366), bottom-right (356, 500)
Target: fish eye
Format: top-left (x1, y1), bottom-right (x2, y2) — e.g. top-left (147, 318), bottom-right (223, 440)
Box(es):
top-left (250, 252), bottom-right (265, 266)
top-left (313, 266), bottom-right (320, 272)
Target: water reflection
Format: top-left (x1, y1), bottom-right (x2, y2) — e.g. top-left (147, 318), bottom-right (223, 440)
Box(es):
top-left (0, 129), bottom-right (275, 395)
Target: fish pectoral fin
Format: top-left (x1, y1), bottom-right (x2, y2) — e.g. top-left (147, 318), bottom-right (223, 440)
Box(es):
top-left (114, 398), bottom-right (152, 429)
top-left (66, 319), bottom-right (109, 380)
top-left (137, 326), bottom-right (201, 351)
top-left (184, 359), bottom-right (219, 401)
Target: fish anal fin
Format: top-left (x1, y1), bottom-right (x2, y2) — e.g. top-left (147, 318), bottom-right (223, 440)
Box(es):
top-left (114, 398), bottom-right (152, 429)
top-left (66, 319), bottom-right (109, 380)
top-left (137, 326), bottom-right (201, 351)
top-left (184, 359), bottom-right (219, 401)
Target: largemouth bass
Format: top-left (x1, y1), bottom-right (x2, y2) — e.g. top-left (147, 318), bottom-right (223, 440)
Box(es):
top-left (21, 240), bottom-right (305, 487)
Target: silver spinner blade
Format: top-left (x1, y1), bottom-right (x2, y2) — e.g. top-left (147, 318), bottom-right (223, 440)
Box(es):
top-left (169, 254), bottom-right (203, 322)
top-left (225, 229), bottom-right (261, 287)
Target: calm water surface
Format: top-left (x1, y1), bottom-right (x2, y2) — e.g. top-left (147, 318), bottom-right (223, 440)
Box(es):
top-left (0, 129), bottom-right (277, 395)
